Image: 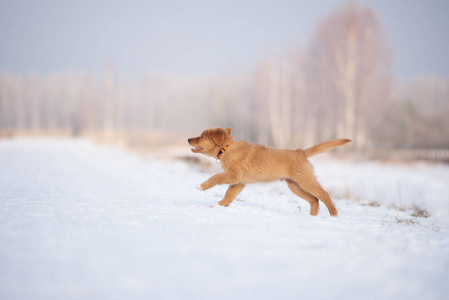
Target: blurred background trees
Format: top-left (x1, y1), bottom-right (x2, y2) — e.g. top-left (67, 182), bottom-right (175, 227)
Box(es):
top-left (308, 4), bottom-right (393, 151)
top-left (1, 4), bottom-right (448, 154)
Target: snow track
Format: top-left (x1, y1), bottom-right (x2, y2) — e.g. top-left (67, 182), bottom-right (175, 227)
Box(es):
top-left (0, 138), bottom-right (448, 300)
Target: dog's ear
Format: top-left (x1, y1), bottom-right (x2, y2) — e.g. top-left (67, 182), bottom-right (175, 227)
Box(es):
top-left (210, 128), bottom-right (226, 145)
top-left (225, 127), bottom-right (232, 136)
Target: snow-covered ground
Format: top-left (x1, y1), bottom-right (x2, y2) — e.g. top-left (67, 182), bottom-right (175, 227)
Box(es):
top-left (0, 138), bottom-right (448, 300)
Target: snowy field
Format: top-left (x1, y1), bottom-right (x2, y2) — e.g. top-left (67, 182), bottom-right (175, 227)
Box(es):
top-left (1, 138), bottom-right (448, 300)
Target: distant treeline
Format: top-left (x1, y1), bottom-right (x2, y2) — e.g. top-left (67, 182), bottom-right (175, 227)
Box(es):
top-left (1, 4), bottom-right (448, 151)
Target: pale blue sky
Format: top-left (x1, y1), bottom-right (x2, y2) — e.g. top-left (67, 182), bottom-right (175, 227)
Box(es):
top-left (1, 0), bottom-right (448, 81)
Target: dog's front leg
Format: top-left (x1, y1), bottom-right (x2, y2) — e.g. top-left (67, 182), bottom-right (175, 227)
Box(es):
top-left (211, 183), bottom-right (246, 207)
top-left (196, 171), bottom-right (240, 191)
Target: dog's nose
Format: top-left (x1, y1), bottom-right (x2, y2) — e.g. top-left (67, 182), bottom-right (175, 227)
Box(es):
top-left (188, 138), bottom-right (191, 143)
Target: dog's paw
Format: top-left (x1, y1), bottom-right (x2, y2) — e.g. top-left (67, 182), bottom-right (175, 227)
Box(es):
top-left (196, 184), bottom-right (204, 191)
top-left (210, 203), bottom-right (219, 207)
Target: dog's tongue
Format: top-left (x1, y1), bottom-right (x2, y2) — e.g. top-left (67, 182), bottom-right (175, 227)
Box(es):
top-left (191, 147), bottom-right (202, 152)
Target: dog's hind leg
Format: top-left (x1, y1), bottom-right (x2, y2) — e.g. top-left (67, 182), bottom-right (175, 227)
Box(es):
top-left (290, 163), bottom-right (338, 217)
top-left (285, 179), bottom-right (319, 216)
top-left (297, 179), bottom-right (338, 217)
top-left (212, 183), bottom-right (246, 207)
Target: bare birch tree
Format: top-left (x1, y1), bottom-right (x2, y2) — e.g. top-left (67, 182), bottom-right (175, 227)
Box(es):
top-left (309, 4), bottom-right (392, 150)
top-left (103, 66), bottom-right (117, 137)
top-left (255, 56), bottom-right (295, 148)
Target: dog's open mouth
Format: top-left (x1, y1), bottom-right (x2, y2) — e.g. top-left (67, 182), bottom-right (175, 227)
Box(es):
top-left (191, 147), bottom-right (203, 152)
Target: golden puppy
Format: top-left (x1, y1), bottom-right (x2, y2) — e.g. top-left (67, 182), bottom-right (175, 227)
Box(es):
top-left (188, 127), bottom-right (351, 217)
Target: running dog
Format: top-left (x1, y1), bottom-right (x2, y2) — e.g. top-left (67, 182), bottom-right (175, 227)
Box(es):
top-left (188, 127), bottom-right (351, 217)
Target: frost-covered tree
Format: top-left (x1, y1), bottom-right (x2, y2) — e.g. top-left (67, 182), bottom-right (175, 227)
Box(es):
top-left (308, 4), bottom-right (393, 150)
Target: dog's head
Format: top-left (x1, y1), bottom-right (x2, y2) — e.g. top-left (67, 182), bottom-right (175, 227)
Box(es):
top-left (188, 127), bottom-right (233, 157)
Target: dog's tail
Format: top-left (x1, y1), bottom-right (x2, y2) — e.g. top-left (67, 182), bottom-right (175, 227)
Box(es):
top-left (303, 139), bottom-right (352, 157)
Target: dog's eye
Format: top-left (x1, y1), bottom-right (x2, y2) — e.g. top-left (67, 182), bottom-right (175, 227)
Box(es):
top-left (201, 136), bottom-right (204, 139)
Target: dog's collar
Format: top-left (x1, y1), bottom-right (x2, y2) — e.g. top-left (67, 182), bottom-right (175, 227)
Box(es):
top-left (217, 142), bottom-right (233, 160)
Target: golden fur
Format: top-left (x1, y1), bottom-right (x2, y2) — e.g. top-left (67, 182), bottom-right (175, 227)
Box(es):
top-left (188, 127), bottom-right (351, 217)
